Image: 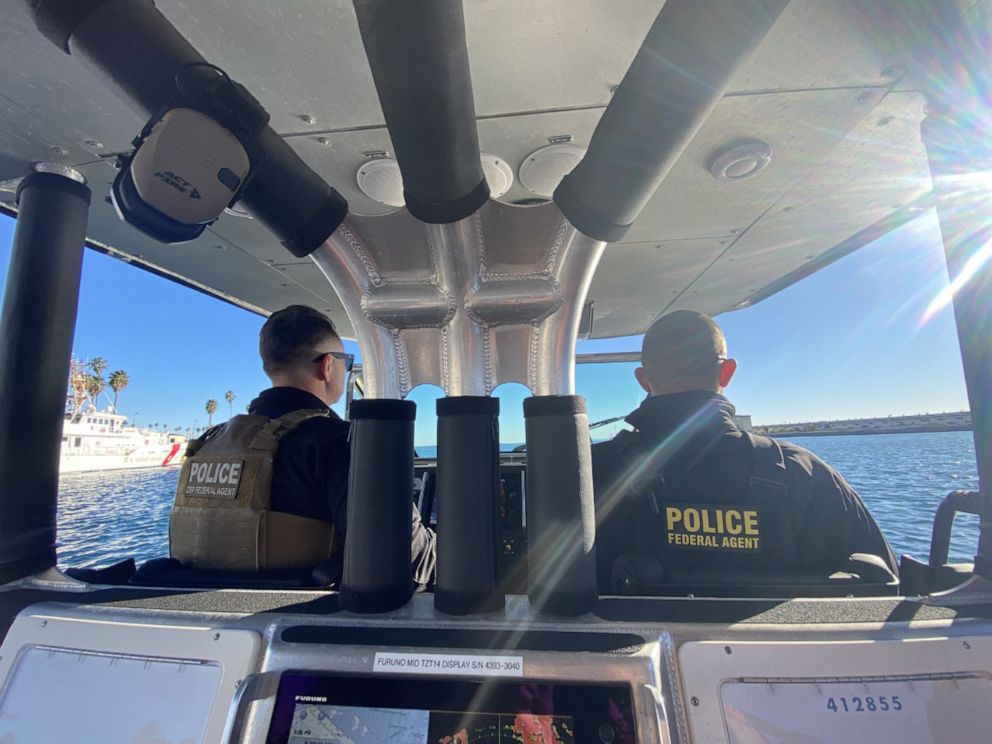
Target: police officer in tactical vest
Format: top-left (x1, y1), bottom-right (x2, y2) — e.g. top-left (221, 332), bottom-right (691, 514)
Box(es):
top-left (170, 305), bottom-right (436, 585)
top-left (592, 310), bottom-right (897, 594)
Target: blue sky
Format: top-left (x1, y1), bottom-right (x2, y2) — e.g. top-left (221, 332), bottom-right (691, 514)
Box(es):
top-left (0, 209), bottom-right (970, 445)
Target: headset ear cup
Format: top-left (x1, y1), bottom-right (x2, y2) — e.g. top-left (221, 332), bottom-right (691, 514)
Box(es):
top-left (111, 161), bottom-right (206, 243)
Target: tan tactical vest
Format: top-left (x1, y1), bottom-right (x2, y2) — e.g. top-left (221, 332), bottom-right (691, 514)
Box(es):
top-left (169, 410), bottom-right (341, 571)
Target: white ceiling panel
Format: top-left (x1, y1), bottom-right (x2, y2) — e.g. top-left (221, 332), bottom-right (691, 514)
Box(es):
top-left (669, 92), bottom-right (932, 317)
top-left (152, 0), bottom-right (665, 133)
top-left (0, 2), bottom-right (142, 172)
top-left (587, 238), bottom-right (727, 338)
top-left (727, 0), bottom-right (895, 93)
top-left (621, 87), bottom-right (889, 243)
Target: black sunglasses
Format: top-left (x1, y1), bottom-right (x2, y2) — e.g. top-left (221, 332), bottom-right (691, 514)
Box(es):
top-left (312, 350), bottom-right (355, 372)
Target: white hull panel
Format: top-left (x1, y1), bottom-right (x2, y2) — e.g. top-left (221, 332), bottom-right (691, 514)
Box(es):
top-left (59, 443), bottom-right (184, 474)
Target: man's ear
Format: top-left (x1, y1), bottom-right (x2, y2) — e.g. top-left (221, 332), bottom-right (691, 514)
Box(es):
top-left (634, 366), bottom-right (653, 395)
top-left (718, 358), bottom-right (737, 389)
top-left (316, 354), bottom-right (333, 382)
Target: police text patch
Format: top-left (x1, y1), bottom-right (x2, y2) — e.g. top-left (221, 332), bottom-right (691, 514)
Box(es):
top-left (665, 504), bottom-right (762, 552)
top-left (184, 460), bottom-right (243, 499)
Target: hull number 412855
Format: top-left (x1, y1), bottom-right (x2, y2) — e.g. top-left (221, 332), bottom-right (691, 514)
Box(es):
top-left (827, 695), bottom-right (903, 713)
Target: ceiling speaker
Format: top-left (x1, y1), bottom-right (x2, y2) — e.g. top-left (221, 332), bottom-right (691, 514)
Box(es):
top-left (519, 143), bottom-right (587, 199)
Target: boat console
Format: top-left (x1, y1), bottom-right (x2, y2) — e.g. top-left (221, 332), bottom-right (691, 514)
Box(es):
top-left (3, 588), bottom-right (992, 743)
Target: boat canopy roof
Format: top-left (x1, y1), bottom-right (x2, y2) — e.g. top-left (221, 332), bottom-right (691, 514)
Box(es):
top-left (0, 1), bottom-right (956, 339)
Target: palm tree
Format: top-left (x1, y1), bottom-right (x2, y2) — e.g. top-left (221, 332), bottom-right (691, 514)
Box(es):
top-left (84, 374), bottom-right (105, 407)
top-left (88, 356), bottom-right (107, 379)
top-left (108, 370), bottom-right (129, 413)
top-left (205, 399), bottom-right (218, 426)
top-left (225, 390), bottom-right (236, 418)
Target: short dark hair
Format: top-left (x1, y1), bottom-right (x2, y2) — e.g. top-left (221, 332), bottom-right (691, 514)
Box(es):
top-left (641, 310), bottom-right (727, 390)
top-left (259, 305), bottom-right (339, 375)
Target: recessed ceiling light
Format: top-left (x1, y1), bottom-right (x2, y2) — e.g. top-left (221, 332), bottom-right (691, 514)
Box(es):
top-left (708, 140), bottom-right (772, 182)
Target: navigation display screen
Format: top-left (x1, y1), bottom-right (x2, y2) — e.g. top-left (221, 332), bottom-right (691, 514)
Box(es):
top-left (267, 673), bottom-right (635, 744)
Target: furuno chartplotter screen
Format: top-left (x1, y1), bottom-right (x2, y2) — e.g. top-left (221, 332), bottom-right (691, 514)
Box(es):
top-left (266, 672), bottom-right (636, 744)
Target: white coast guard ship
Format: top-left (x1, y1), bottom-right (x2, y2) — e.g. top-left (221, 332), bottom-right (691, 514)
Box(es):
top-left (60, 409), bottom-right (185, 474)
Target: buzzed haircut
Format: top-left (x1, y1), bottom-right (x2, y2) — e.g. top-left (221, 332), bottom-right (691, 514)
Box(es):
top-left (260, 305), bottom-right (339, 375)
top-left (641, 310), bottom-right (727, 390)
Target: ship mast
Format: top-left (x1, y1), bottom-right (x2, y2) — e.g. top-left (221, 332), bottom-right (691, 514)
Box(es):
top-left (65, 358), bottom-right (89, 423)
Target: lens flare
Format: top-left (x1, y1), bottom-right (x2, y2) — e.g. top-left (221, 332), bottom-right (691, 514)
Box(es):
top-left (922, 238), bottom-right (992, 323)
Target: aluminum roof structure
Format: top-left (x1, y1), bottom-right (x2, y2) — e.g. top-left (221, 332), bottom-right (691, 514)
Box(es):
top-left (0, 1), bottom-right (961, 342)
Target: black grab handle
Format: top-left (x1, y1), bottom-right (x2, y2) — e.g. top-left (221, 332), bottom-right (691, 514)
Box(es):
top-left (929, 490), bottom-right (988, 571)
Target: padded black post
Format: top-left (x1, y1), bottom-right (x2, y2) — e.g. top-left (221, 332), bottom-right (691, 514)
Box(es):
top-left (434, 397), bottom-right (504, 615)
top-left (553, 0), bottom-right (787, 242)
top-left (26, 0), bottom-right (346, 257)
top-left (340, 399), bottom-right (416, 613)
top-left (352, 0), bottom-right (489, 224)
top-left (0, 173), bottom-right (90, 583)
top-left (524, 396), bottom-right (597, 615)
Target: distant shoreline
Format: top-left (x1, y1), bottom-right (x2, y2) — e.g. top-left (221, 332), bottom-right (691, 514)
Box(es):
top-left (761, 424), bottom-right (971, 438)
top-left (749, 411), bottom-right (972, 439)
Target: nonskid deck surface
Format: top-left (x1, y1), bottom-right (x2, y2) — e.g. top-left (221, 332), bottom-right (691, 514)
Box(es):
top-left (1, 588), bottom-right (992, 742)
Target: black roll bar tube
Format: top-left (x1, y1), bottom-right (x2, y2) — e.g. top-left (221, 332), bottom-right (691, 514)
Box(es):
top-left (352, 0), bottom-right (489, 224)
top-left (553, 0), bottom-right (788, 243)
top-left (0, 172), bottom-right (91, 583)
top-left (27, 0), bottom-right (347, 258)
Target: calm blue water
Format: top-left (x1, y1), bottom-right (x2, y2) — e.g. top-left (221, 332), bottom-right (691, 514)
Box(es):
top-left (56, 430), bottom-right (981, 569)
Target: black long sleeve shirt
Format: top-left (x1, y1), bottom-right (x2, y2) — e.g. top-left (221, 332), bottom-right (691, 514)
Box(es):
top-left (592, 391), bottom-right (897, 588)
top-left (248, 387), bottom-right (436, 584)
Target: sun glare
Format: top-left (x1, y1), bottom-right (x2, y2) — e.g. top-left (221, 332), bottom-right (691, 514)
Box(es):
top-left (922, 237), bottom-right (992, 323)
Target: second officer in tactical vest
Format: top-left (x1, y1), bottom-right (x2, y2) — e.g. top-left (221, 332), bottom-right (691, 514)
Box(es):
top-left (171, 305), bottom-right (436, 585)
top-left (592, 310), bottom-right (896, 593)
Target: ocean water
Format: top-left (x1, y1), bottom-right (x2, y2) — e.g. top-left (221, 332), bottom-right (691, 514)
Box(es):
top-left (56, 430), bottom-right (981, 570)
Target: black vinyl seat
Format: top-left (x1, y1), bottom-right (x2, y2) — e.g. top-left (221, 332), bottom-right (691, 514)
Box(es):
top-left (126, 556), bottom-right (340, 590)
top-left (610, 552), bottom-right (900, 599)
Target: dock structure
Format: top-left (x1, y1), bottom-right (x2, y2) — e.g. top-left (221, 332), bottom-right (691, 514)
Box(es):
top-left (751, 411), bottom-right (972, 438)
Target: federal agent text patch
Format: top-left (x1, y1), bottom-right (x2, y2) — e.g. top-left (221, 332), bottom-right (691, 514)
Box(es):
top-left (665, 504), bottom-right (761, 552)
top-left (184, 460), bottom-right (243, 499)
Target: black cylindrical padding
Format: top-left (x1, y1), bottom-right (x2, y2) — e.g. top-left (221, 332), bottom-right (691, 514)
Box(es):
top-left (29, 0), bottom-right (347, 256)
top-left (352, 0), bottom-right (489, 224)
top-left (434, 396), bottom-right (504, 615)
top-left (340, 399), bottom-right (417, 613)
top-left (524, 395), bottom-right (598, 616)
top-left (0, 173), bottom-right (90, 583)
top-left (553, 0), bottom-right (787, 242)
